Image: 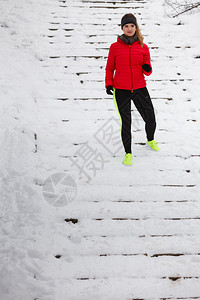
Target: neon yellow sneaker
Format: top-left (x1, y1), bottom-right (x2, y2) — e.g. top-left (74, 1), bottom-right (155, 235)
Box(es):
top-left (146, 140), bottom-right (160, 151)
top-left (123, 153), bottom-right (133, 165)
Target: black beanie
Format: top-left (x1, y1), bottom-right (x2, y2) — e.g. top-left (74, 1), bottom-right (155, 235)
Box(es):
top-left (121, 16), bottom-right (137, 29)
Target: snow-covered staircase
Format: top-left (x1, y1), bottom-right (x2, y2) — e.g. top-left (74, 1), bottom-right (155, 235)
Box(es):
top-left (36, 0), bottom-right (200, 299)
top-left (1, 0), bottom-right (200, 299)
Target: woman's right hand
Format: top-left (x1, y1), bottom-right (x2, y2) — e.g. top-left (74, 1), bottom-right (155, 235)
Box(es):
top-left (106, 85), bottom-right (113, 95)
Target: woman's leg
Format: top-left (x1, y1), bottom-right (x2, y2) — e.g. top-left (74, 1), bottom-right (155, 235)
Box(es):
top-left (131, 87), bottom-right (156, 141)
top-left (113, 89), bottom-right (132, 153)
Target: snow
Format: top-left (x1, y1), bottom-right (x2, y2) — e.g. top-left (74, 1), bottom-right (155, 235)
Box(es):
top-left (0, 0), bottom-right (200, 299)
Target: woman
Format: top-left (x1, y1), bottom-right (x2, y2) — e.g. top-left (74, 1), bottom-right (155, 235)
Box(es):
top-left (105, 13), bottom-right (160, 166)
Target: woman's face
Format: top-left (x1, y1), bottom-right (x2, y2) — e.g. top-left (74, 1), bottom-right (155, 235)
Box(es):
top-left (122, 23), bottom-right (136, 37)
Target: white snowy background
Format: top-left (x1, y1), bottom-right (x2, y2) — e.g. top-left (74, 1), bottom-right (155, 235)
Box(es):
top-left (0, 0), bottom-right (200, 299)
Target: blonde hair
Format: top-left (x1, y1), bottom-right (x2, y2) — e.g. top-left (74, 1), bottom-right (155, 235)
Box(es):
top-left (121, 13), bottom-right (144, 48)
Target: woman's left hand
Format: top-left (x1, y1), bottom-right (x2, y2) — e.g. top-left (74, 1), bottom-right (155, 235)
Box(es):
top-left (142, 64), bottom-right (152, 73)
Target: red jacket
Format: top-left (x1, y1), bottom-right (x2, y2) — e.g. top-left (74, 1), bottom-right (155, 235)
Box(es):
top-left (105, 37), bottom-right (152, 90)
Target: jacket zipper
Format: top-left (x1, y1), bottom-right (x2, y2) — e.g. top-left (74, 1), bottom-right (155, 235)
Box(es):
top-left (129, 45), bottom-right (134, 93)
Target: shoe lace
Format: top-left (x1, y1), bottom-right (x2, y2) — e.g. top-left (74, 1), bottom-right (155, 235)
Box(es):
top-left (152, 141), bottom-right (159, 149)
top-left (149, 140), bottom-right (156, 145)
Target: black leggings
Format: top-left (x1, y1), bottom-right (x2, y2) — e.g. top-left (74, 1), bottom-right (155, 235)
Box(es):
top-left (113, 87), bottom-right (156, 154)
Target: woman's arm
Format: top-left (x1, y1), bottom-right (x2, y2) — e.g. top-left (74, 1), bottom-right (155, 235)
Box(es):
top-left (105, 44), bottom-right (116, 88)
top-left (142, 45), bottom-right (152, 76)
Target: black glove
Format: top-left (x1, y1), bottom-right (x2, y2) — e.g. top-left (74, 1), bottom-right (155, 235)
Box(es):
top-left (142, 64), bottom-right (151, 73)
top-left (106, 85), bottom-right (113, 95)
